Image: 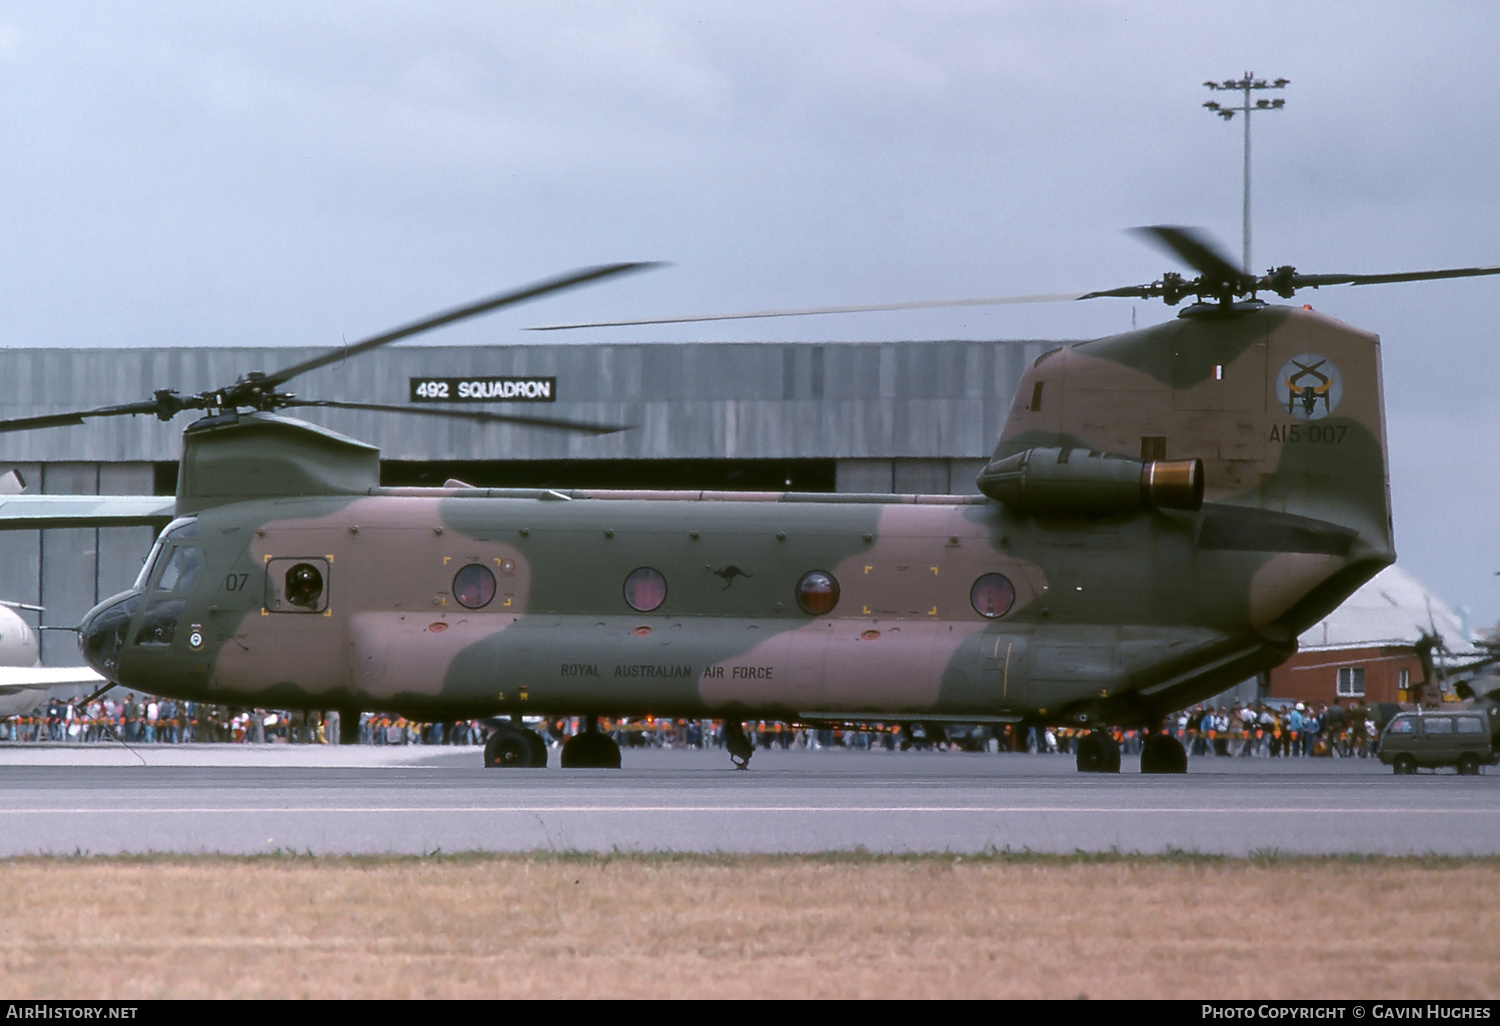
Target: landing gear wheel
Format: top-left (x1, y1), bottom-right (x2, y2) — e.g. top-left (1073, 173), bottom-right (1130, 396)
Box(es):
top-left (1457, 753), bottom-right (1479, 776)
top-left (1393, 754), bottom-right (1417, 775)
top-left (723, 720), bottom-right (753, 770)
top-left (484, 727), bottom-right (536, 768)
top-left (1075, 730), bottom-right (1121, 773)
top-left (561, 730), bottom-right (622, 769)
top-left (1140, 732), bottom-right (1187, 774)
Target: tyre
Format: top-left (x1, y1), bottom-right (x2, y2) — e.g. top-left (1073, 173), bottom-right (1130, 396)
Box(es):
top-left (1075, 731), bottom-right (1120, 774)
top-left (560, 730), bottom-right (622, 769)
top-left (1392, 754), bottom-right (1417, 775)
top-left (1457, 753), bottom-right (1479, 776)
top-left (483, 728), bottom-right (534, 768)
top-left (1140, 733), bottom-right (1187, 774)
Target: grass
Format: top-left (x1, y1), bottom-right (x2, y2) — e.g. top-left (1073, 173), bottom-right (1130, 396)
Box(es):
top-left (0, 851), bottom-right (1494, 999)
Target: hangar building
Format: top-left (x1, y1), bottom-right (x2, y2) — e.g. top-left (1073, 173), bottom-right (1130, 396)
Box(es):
top-left (0, 338), bottom-right (1058, 663)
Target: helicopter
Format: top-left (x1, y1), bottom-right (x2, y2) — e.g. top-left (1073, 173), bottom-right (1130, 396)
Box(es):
top-left (2, 227), bottom-right (1497, 774)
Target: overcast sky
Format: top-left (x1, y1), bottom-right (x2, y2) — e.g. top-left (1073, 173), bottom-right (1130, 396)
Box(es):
top-left (0, 2), bottom-right (1496, 628)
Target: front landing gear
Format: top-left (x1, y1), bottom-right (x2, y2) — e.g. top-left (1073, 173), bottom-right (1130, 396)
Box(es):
top-left (483, 722), bottom-right (548, 768)
top-left (723, 720), bottom-right (753, 770)
top-left (1075, 730), bottom-right (1120, 773)
top-left (1140, 732), bottom-right (1187, 774)
top-left (561, 716), bottom-right (622, 769)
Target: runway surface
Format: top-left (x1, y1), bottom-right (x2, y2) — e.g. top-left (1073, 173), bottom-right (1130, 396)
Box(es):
top-left (1, 742), bottom-right (1497, 856)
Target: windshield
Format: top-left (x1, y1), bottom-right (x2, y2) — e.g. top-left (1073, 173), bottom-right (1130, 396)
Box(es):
top-left (156, 546), bottom-right (201, 593)
top-left (133, 517), bottom-right (197, 591)
top-left (132, 539), bottom-right (166, 591)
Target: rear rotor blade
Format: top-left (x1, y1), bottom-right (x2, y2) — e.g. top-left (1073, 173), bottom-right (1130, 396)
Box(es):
top-left (280, 399), bottom-right (630, 435)
top-left (0, 399), bottom-right (170, 436)
top-left (262, 262), bottom-right (662, 388)
top-left (526, 292), bottom-right (1088, 331)
top-left (1130, 226), bottom-right (1244, 283)
top-left (1292, 265), bottom-right (1500, 289)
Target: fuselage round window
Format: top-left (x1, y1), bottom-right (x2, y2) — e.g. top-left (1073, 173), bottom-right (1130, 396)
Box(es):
top-left (285, 563), bottom-right (325, 609)
top-left (970, 573), bottom-right (1016, 618)
top-left (623, 567), bottom-right (667, 612)
top-left (453, 563), bottom-right (496, 609)
top-left (796, 570), bottom-right (840, 616)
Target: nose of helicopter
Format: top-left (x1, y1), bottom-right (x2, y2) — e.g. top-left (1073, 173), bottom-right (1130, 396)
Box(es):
top-left (78, 592), bottom-right (141, 680)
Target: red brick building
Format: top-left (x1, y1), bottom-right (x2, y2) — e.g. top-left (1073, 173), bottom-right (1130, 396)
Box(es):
top-left (1271, 644), bottom-right (1423, 706)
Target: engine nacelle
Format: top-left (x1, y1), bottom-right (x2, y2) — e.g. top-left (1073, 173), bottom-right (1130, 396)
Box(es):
top-left (976, 447), bottom-right (1203, 516)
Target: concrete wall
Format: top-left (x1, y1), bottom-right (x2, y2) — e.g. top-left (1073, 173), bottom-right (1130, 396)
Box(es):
top-left (0, 339), bottom-right (1058, 464)
top-left (835, 457), bottom-right (988, 495)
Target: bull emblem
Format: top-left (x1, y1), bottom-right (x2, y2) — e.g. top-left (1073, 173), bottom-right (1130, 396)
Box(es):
top-left (1276, 354), bottom-right (1343, 421)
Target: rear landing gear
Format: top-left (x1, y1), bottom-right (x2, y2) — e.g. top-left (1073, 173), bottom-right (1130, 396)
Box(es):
top-left (1075, 730), bottom-right (1120, 773)
top-left (561, 716), bottom-right (622, 769)
top-left (723, 720), bottom-right (753, 769)
top-left (1140, 732), bottom-right (1187, 774)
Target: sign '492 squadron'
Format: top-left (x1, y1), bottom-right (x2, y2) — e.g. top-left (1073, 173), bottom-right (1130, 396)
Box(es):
top-left (3, 228), bottom-right (1497, 774)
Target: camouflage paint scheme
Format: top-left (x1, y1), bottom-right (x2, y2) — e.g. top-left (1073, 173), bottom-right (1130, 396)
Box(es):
top-left (81, 302), bottom-right (1393, 730)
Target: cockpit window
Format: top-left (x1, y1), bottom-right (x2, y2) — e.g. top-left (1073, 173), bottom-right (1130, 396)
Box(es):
top-left (163, 517), bottom-right (198, 541)
top-left (134, 599), bottom-right (185, 647)
top-left (156, 546), bottom-right (202, 593)
top-left (135, 517), bottom-right (198, 591)
top-left (134, 539), bottom-right (166, 591)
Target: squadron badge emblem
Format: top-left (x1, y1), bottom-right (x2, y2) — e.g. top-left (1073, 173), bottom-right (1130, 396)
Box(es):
top-left (1276, 354), bottom-right (1342, 420)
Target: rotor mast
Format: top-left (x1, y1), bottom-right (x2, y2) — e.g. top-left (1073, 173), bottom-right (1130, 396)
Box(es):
top-left (1204, 73), bottom-right (1288, 275)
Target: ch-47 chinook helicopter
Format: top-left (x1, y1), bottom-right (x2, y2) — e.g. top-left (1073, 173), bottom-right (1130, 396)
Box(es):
top-left (2, 227), bottom-right (1497, 774)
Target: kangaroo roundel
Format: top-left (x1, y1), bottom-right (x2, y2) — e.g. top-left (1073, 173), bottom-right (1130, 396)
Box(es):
top-left (1276, 353), bottom-right (1343, 420)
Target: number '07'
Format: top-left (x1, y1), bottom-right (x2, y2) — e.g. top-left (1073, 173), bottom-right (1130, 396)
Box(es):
top-left (224, 573), bottom-right (249, 591)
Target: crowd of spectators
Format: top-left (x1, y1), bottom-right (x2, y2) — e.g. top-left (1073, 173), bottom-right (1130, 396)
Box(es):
top-left (0, 692), bottom-right (1392, 757)
top-left (1024, 699), bottom-right (1388, 758)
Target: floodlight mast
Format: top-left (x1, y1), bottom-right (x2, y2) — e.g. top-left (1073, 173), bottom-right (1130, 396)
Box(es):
top-left (1203, 73), bottom-right (1289, 275)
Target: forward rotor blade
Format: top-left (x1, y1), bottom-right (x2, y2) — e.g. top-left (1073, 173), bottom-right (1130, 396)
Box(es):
top-left (0, 400), bottom-right (168, 436)
top-left (263, 262), bottom-right (662, 388)
top-left (1131, 225), bottom-right (1243, 283)
top-left (1292, 265), bottom-right (1500, 289)
top-left (1076, 282), bottom-right (1163, 301)
top-left (280, 399), bottom-right (630, 435)
top-left (526, 292), bottom-right (1088, 331)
